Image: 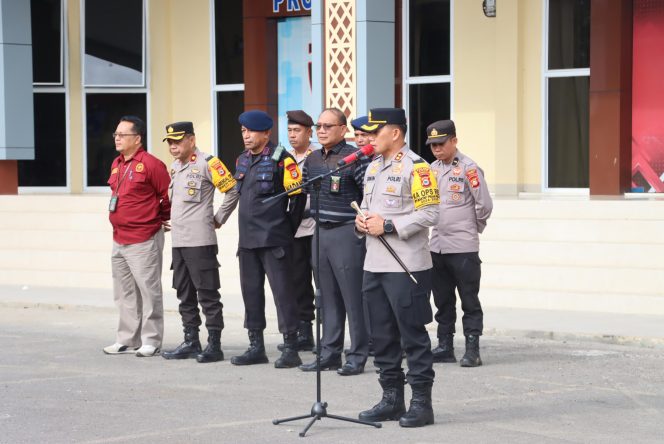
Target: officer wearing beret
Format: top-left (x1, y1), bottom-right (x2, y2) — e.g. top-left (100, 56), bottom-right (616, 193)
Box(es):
top-left (215, 110), bottom-right (306, 368)
top-left (355, 108), bottom-right (440, 427)
top-left (351, 115), bottom-right (378, 149)
top-left (161, 122), bottom-right (237, 363)
top-left (298, 107), bottom-right (371, 376)
top-left (275, 110), bottom-right (318, 352)
top-left (427, 120), bottom-right (493, 367)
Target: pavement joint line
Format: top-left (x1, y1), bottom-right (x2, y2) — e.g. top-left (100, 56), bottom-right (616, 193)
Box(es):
top-left (3, 300), bottom-right (664, 349)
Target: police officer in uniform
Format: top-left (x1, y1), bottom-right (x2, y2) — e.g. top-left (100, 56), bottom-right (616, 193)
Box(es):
top-left (298, 108), bottom-right (370, 376)
top-left (215, 110), bottom-right (306, 368)
top-left (276, 110), bottom-right (317, 352)
top-left (355, 108), bottom-right (440, 428)
top-left (427, 120), bottom-right (493, 367)
top-left (351, 115), bottom-right (377, 149)
top-left (161, 122), bottom-right (237, 363)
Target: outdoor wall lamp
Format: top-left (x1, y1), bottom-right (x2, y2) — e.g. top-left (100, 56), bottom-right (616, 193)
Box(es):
top-left (483, 0), bottom-right (496, 17)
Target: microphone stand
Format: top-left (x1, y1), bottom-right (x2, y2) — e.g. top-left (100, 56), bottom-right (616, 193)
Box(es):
top-left (264, 158), bottom-right (381, 437)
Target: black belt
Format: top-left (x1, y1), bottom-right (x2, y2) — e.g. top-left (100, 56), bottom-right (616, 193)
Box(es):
top-left (318, 220), bottom-right (352, 229)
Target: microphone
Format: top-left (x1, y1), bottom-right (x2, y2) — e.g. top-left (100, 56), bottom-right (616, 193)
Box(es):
top-left (337, 145), bottom-right (374, 167)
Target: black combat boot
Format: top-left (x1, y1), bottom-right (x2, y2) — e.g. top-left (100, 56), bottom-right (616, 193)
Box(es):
top-left (162, 327), bottom-right (202, 360)
top-left (358, 379), bottom-right (406, 422)
top-left (399, 383), bottom-right (434, 427)
top-left (432, 333), bottom-right (456, 363)
top-left (277, 320), bottom-right (315, 352)
top-left (459, 335), bottom-right (482, 367)
top-left (274, 332), bottom-right (303, 368)
top-left (231, 329), bottom-right (269, 365)
top-left (196, 330), bottom-right (224, 363)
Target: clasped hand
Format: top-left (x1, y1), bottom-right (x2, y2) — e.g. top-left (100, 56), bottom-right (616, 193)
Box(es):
top-left (355, 213), bottom-right (385, 237)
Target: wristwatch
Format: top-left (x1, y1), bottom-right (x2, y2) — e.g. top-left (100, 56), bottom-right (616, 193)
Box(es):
top-left (383, 219), bottom-right (395, 234)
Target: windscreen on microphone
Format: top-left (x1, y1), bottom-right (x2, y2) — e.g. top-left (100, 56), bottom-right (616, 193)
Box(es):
top-left (337, 144), bottom-right (375, 166)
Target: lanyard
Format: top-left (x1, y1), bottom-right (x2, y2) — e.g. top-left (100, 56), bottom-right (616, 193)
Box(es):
top-left (113, 161), bottom-right (133, 196)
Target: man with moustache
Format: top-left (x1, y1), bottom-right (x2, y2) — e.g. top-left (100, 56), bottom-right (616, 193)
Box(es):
top-left (298, 108), bottom-right (370, 376)
top-left (104, 115), bottom-right (171, 358)
top-left (161, 121), bottom-right (237, 363)
top-left (215, 110), bottom-right (306, 369)
top-left (351, 115), bottom-right (378, 149)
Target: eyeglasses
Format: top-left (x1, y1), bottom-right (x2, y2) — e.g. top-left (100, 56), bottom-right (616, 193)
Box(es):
top-left (112, 132), bottom-right (138, 138)
top-left (314, 123), bottom-right (344, 131)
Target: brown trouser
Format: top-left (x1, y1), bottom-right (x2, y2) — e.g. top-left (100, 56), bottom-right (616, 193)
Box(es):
top-left (111, 229), bottom-right (165, 348)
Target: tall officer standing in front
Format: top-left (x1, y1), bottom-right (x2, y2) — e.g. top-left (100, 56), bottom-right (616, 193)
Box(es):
top-left (161, 122), bottom-right (237, 363)
top-left (298, 108), bottom-right (371, 376)
top-left (355, 108), bottom-right (440, 428)
top-left (215, 110), bottom-right (306, 369)
top-left (427, 120), bottom-right (493, 367)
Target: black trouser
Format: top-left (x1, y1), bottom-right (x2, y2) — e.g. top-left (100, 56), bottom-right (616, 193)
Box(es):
top-left (313, 223), bottom-right (369, 365)
top-left (431, 251), bottom-right (483, 337)
top-left (362, 270), bottom-right (434, 386)
top-left (238, 246), bottom-right (299, 334)
top-left (292, 235), bottom-right (315, 322)
top-left (172, 245), bottom-right (223, 331)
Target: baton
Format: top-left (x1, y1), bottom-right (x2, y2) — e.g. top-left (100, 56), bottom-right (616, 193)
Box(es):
top-left (351, 201), bottom-right (418, 284)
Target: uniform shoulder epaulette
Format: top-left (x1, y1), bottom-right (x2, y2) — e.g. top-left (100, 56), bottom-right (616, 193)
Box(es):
top-left (271, 144), bottom-right (285, 161)
top-left (205, 154), bottom-right (213, 162)
top-left (406, 150), bottom-right (425, 163)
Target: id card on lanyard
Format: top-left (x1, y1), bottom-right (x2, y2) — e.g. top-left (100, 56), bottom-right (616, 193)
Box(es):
top-left (109, 161), bottom-right (132, 212)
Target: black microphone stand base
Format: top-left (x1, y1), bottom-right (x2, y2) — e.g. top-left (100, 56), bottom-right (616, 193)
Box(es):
top-left (273, 401), bottom-right (381, 437)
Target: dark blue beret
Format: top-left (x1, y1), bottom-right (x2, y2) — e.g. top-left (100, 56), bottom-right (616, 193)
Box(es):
top-left (238, 110), bottom-right (273, 131)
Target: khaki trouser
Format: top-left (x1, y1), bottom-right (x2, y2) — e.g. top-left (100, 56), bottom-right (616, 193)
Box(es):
top-left (111, 229), bottom-right (165, 347)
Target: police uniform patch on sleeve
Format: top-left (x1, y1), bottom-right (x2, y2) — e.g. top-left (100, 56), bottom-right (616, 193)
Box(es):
top-left (283, 156), bottom-right (303, 195)
top-left (466, 168), bottom-right (480, 188)
top-left (411, 162), bottom-right (440, 209)
top-left (207, 156), bottom-right (237, 193)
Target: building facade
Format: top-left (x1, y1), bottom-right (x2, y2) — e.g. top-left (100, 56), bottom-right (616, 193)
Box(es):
top-left (0, 0), bottom-right (662, 196)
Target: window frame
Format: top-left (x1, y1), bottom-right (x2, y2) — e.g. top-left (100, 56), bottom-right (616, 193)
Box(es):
top-left (401, 0), bottom-right (454, 150)
top-left (541, 0), bottom-right (590, 194)
top-left (81, 0), bottom-right (150, 192)
top-left (210, 0), bottom-right (244, 158)
top-left (20, 0), bottom-right (70, 193)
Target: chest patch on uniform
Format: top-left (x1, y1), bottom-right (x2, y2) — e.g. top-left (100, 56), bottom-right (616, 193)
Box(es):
top-left (451, 192), bottom-right (461, 201)
top-left (449, 183), bottom-right (461, 192)
top-left (466, 168), bottom-right (480, 188)
top-left (449, 176), bottom-right (464, 183)
top-left (192, 168), bottom-right (200, 174)
top-left (384, 198), bottom-right (400, 208)
top-left (135, 163), bottom-right (144, 173)
top-left (391, 164), bottom-right (403, 174)
top-left (188, 188), bottom-right (196, 196)
top-left (453, 167), bottom-right (462, 176)
top-left (387, 176), bottom-right (402, 183)
top-left (411, 162), bottom-right (440, 209)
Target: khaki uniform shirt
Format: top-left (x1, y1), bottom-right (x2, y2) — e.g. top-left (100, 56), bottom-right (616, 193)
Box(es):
top-left (359, 145), bottom-right (440, 272)
top-left (289, 146), bottom-right (317, 238)
top-left (169, 148), bottom-right (236, 248)
top-left (429, 149), bottom-right (493, 254)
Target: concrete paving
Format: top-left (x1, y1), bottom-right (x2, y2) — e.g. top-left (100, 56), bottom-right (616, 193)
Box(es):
top-left (1, 285), bottom-right (664, 443)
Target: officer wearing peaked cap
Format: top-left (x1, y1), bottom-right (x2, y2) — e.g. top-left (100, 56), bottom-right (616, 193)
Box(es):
top-left (351, 115), bottom-right (378, 150)
top-left (161, 121), bottom-right (237, 363)
top-left (215, 109), bottom-right (307, 369)
top-left (426, 119), bottom-right (493, 368)
top-left (355, 108), bottom-right (440, 428)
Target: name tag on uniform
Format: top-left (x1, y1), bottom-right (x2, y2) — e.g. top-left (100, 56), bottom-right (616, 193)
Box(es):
top-left (108, 195), bottom-right (118, 212)
top-left (330, 175), bottom-right (341, 193)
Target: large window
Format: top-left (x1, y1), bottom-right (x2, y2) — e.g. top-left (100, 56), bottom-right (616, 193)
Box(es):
top-left (403, 0), bottom-right (451, 163)
top-left (212, 0), bottom-right (244, 165)
top-left (83, 0), bottom-right (146, 188)
top-left (545, 0), bottom-right (590, 189)
top-left (18, 0), bottom-right (67, 189)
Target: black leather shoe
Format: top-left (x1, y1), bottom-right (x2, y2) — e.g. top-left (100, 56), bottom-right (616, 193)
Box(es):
top-left (337, 361), bottom-right (365, 376)
top-left (299, 356), bottom-right (342, 372)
